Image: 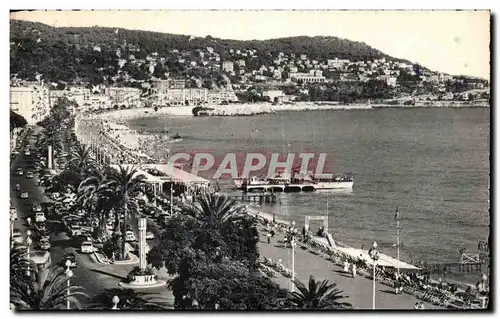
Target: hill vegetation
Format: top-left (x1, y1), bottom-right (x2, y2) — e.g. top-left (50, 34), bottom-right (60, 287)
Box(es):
top-left (10, 19), bottom-right (407, 86)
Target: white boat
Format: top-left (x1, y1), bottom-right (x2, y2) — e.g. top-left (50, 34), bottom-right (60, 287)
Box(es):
top-left (233, 176), bottom-right (269, 189)
top-left (313, 180), bottom-right (354, 190)
top-left (310, 173), bottom-right (354, 190)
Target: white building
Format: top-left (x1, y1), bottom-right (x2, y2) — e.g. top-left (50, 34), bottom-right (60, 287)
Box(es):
top-left (327, 58), bottom-right (350, 69)
top-left (106, 87), bottom-right (142, 108)
top-left (222, 61), bottom-right (234, 72)
top-left (263, 90), bottom-right (285, 101)
top-left (10, 85), bottom-right (51, 125)
top-left (159, 88), bottom-right (209, 106)
top-left (207, 89), bottom-right (238, 104)
top-left (289, 72), bottom-right (326, 84)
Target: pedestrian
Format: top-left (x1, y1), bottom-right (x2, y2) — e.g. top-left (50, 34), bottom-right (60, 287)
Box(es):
top-left (352, 263), bottom-right (357, 278)
top-left (267, 232), bottom-right (271, 244)
top-left (343, 259), bottom-right (349, 273)
top-left (419, 302), bottom-right (425, 310)
top-left (414, 302), bottom-right (419, 310)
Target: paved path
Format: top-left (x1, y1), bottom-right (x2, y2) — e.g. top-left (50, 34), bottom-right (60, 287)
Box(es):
top-left (257, 227), bottom-right (443, 310)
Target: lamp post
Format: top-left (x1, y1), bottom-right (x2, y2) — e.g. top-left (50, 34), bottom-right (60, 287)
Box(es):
top-left (26, 231), bottom-right (32, 277)
top-left (477, 273), bottom-right (489, 308)
top-left (170, 184), bottom-right (173, 216)
top-left (368, 241), bottom-right (380, 310)
top-left (10, 214), bottom-right (16, 248)
top-left (288, 221), bottom-right (297, 292)
top-left (65, 261), bottom-right (73, 310)
top-left (111, 295), bottom-right (120, 310)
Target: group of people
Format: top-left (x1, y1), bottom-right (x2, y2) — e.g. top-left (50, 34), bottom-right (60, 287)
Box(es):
top-left (414, 302), bottom-right (426, 310)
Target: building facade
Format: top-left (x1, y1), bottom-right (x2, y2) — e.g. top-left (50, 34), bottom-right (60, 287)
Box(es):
top-left (106, 87), bottom-right (142, 108)
top-left (10, 85), bottom-right (50, 125)
top-left (222, 61), bottom-right (234, 72)
top-left (207, 89), bottom-right (238, 105)
top-left (289, 72), bottom-right (326, 84)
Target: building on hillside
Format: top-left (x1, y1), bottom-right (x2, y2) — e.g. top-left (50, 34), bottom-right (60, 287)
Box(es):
top-left (158, 88), bottom-right (209, 106)
top-left (327, 58), bottom-right (350, 69)
top-left (68, 87), bottom-right (91, 106)
top-left (263, 90), bottom-right (285, 102)
top-left (106, 87), bottom-right (142, 108)
top-left (376, 75), bottom-right (397, 87)
top-left (168, 78), bottom-right (186, 89)
top-left (207, 89), bottom-right (238, 105)
top-left (88, 94), bottom-right (112, 111)
top-left (222, 61), bottom-right (234, 72)
top-left (289, 72), bottom-right (326, 84)
top-left (10, 85), bottom-right (50, 125)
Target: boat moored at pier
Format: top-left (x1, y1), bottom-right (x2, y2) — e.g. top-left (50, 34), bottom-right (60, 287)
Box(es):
top-left (234, 172), bottom-right (354, 192)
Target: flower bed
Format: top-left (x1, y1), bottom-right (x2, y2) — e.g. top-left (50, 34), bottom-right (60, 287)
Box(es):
top-left (262, 256), bottom-right (297, 279)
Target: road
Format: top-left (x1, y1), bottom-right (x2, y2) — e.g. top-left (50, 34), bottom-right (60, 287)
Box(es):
top-left (10, 127), bottom-right (174, 309)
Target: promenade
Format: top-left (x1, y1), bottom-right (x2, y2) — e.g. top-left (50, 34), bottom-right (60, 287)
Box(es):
top-left (256, 227), bottom-right (442, 309)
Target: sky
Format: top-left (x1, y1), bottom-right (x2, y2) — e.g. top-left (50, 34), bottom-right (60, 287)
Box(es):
top-left (10, 10), bottom-right (491, 79)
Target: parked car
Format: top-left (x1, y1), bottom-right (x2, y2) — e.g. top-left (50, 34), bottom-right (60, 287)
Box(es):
top-left (16, 168), bottom-right (24, 176)
top-left (35, 221), bottom-right (47, 232)
top-left (32, 204), bottom-right (42, 213)
top-left (12, 230), bottom-right (23, 244)
top-left (39, 239), bottom-right (51, 251)
top-left (125, 230), bottom-right (136, 242)
top-left (20, 191), bottom-right (29, 199)
top-left (145, 231), bottom-right (155, 240)
top-left (35, 212), bottom-right (46, 223)
top-left (60, 253), bottom-right (77, 268)
top-left (80, 241), bottom-right (94, 254)
top-left (69, 225), bottom-right (82, 237)
top-left (26, 171), bottom-right (34, 179)
top-left (24, 149), bottom-right (30, 156)
top-left (10, 206), bottom-right (17, 220)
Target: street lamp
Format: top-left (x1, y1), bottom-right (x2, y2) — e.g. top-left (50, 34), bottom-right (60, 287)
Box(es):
top-left (65, 266), bottom-right (73, 310)
top-left (288, 221), bottom-right (298, 292)
top-left (111, 295), bottom-right (120, 310)
top-left (477, 273), bottom-right (489, 308)
top-left (368, 241), bottom-right (380, 310)
top-left (10, 214), bottom-right (16, 248)
top-left (26, 231), bottom-right (32, 277)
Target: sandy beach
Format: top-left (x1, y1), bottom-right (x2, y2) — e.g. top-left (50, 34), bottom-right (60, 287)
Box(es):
top-left (94, 102), bottom-right (375, 121)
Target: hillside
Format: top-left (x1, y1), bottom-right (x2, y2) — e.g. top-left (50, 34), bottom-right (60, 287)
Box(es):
top-left (10, 19), bottom-right (411, 86)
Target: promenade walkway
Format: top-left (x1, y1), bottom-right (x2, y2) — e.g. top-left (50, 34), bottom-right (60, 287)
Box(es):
top-left (257, 227), bottom-right (443, 310)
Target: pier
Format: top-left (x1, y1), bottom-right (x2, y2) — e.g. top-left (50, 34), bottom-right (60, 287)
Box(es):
top-left (230, 193), bottom-right (277, 204)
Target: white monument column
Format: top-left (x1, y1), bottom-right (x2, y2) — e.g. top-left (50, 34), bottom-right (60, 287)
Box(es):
top-left (48, 145), bottom-right (53, 169)
top-left (138, 218), bottom-right (147, 270)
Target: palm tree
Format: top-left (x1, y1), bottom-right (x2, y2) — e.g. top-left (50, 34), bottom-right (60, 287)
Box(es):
top-left (10, 246), bottom-right (35, 286)
top-left (88, 288), bottom-right (164, 310)
top-left (77, 170), bottom-right (119, 238)
top-left (66, 143), bottom-right (96, 177)
top-left (287, 275), bottom-right (352, 309)
top-left (10, 266), bottom-right (88, 310)
top-left (182, 193), bottom-right (247, 226)
top-left (101, 165), bottom-right (145, 260)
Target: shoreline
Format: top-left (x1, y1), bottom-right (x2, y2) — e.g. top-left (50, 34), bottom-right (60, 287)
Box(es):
top-left (93, 101), bottom-right (487, 121)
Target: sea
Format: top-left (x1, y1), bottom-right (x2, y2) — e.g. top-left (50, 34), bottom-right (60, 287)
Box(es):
top-left (127, 107), bottom-right (490, 271)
